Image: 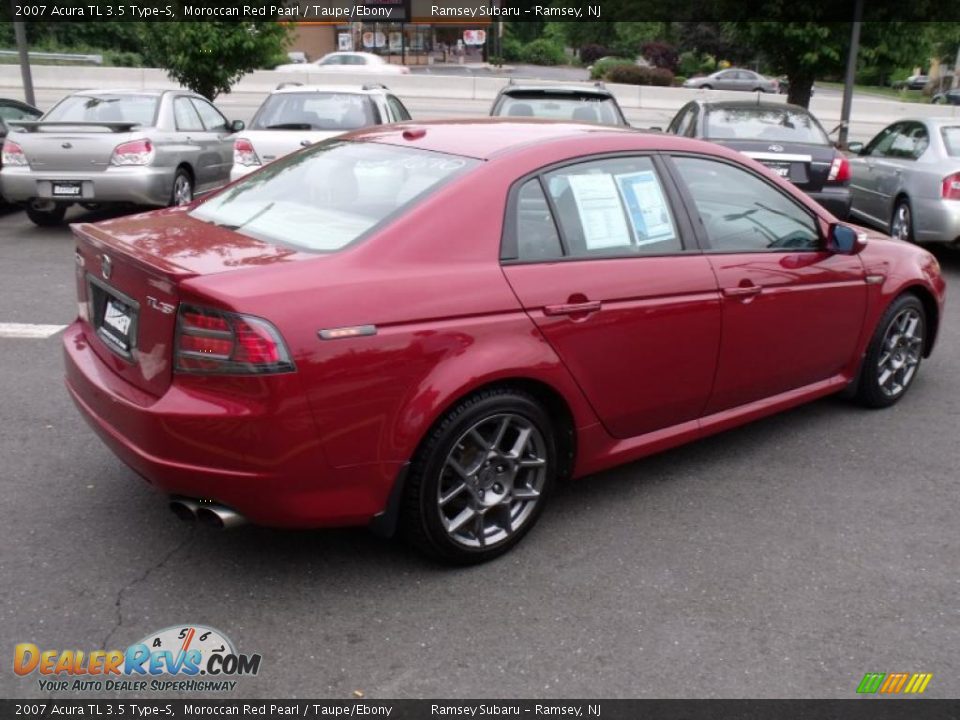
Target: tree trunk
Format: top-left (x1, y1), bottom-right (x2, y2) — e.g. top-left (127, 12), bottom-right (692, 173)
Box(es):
top-left (787, 74), bottom-right (815, 108)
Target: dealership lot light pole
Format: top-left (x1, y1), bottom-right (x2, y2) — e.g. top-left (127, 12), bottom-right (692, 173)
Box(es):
top-left (838, 0), bottom-right (863, 149)
top-left (12, 3), bottom-right (35, 107)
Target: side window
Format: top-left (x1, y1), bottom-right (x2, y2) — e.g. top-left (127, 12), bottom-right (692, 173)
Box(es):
top-left (544, 157), bottom-right (682, 257)
top-left (668, 107), bottom-right (689, 134)
top-left (865, 123), bottom-right (902, 157)
top-left (886, 122), bottom-right (928, 160)
top-left (0, 103), bottom-right (37, 121)
top-left (683, 106), bottom-right (699, 137)
top-left (512, 179), bottom-right (563, 261)
top-left (173, 96), bottom-right (204, 132)
top-left (673, 156), bottom-right (819, 252)
top-left (191, 98), bottom-right (228, 133)
top-left (319, 55), bottom-right (342, 66)
top-left (386, 95), bottom-right (411, 122)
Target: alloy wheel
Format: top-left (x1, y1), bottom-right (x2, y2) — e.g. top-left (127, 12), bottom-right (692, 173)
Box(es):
top-left (173, 174), bottom-right (193, 206)
top-left (891, 203), bottom-right (912, 242)
top-left (437, 413), bottom-right (548, 549)
top-left (877, 307), bottom-right (923, 398)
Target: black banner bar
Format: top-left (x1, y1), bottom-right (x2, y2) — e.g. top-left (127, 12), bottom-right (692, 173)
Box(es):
top-left (3, 0), bottom-right (960, 22)
top-left (3, 700), bottom-right (960, 720)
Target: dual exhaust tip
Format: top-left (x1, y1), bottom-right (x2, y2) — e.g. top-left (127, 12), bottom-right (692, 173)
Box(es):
top-left (169, 497), bottom-right (245, 529)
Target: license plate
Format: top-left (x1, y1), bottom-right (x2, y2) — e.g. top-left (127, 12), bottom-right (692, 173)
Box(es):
top-left (52, 182), bottom-right (82, 197)
top-left (763, 163), bottom-right (791, 178)
top-left (101, 298), bottom-right (133, 351)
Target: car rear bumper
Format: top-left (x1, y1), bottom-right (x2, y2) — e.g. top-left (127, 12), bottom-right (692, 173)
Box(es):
top-left (914, 197), bottom-right (960, 243)
top-left (62, 321), bottom-right (397, 528)
top-left (807, 186), bottom-right (852, 220)
top-left (0, 166), bottom-right (173, 206)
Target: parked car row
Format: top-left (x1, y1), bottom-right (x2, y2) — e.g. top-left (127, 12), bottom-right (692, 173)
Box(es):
top-left (0, 85), bottom-right (411, 225)
top-left (1, 74), bottom-right (947, 562)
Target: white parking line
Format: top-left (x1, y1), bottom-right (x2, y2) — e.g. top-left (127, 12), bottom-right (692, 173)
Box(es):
top-left (0, 323), bottom-right (67, 339)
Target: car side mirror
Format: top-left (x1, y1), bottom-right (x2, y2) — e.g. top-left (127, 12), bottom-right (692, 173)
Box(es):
top-left (827, 224), bottom-right (865, 255)
top-left (847, 141), bottom-right (864, 155)
top-left (230, 119), bottom-right (245, 133)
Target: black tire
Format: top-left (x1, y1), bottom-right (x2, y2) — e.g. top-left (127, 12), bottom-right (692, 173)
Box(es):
top-left (700, 84), bottom-right (713, 90)
top-left (400, 388), bottom-right (558, 564)
top-left (170, 168), bottom-right (194, 207)
top-left (25, 201), bottom-right (68, 227)
top-left (890, 197), bottom-right (914, 243)
top-left (854, 294), bottom-right (926, 409)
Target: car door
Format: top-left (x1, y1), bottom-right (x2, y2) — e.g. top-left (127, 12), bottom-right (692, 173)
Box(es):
top-left (667, 154), bottom-right (867, 413)
top-left (500, 155), bottom-right (722, 440)
top-left (848, 123), bottom-right (902, 224)
top-left (714, 70), bottom-right (738, 90)
top-left (190, 97), bottom-right (235, 187)
top-left (171, 96), bottom-right (212, 186)
top-left (866, 121), bottom-right (929, 230)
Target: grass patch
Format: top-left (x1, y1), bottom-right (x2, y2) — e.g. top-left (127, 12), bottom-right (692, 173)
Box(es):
top-left (818, 81), bottom-right (928, 103)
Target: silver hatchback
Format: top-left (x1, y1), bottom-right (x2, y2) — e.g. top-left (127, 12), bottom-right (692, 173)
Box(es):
top-left (848, 118), bottom-right (960, 244)
top-left (0, 89), bottom-right (242, 226)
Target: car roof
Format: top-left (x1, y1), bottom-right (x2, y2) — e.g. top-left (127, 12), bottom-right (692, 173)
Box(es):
top-left (500, 83), bottom-right (615, 98)
top-left (693, 99), bottom-right (811, 113)
top-left (72, 89), bottom-right (174, 98)
top-left (271, 84), bottom-right (390, 96)
top-left (348, 118), bottom-right (715, 160)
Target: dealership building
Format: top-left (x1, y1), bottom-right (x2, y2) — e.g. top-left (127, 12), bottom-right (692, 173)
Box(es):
top-left (290, 0), bottom-right (496, 65)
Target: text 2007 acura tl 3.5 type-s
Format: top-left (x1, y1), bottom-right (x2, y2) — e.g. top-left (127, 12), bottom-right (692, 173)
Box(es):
top-left (64, 120), bottom-right (946, 563)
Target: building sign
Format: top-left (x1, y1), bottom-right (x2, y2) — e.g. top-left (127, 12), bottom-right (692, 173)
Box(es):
top-left (463, 29), bottom-right (487, 45)
top-left (338, 33), bottom-right (353, 51)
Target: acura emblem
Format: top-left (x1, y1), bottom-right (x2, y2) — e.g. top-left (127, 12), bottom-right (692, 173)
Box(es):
top-left (768, 144), bottom-right (784, 152)
top-left (61, 142), bottom-right (72, 149)
top-left (101, 254), bottom-right (112, 280)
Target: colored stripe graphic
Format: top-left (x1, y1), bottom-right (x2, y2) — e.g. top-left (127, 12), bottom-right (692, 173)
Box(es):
top-left (857, 672), bottom-right (932, 694)
top-left (857, 673), bottom-right (885, 694)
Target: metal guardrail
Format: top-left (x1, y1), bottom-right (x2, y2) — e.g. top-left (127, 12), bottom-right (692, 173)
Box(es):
top-left (0, 50), bottom-right (103, 65)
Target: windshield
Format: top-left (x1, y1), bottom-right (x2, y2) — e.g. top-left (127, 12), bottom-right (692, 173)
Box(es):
top-left (705, 107), bottom-right (829, 144)
top-left (252, 93), bottom-right (378, 131)
top-left (45, 95), bottom-right (158, 126)
top-left (941, 127), bottom-right (960, 156)
top-left (191, 140), bottom-right (479, 252)
top-left (496, 94), bottom-right (623, 125)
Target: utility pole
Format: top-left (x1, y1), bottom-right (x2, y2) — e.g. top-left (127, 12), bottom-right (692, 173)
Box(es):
top-left (12, 1), bottom-right (35, 107)
top-left (838, 0), bottom-right (863, 150)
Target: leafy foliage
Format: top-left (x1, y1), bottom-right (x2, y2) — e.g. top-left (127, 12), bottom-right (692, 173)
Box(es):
top-left (605, 65), bottom-right (674, 86)
top-left (141, 18), bottom-right (290, 99)
top-left (580, 44), bottom-right (612, 65)
top-left (590, 57), bottom-right (636, 80)
top-left (642, 41), bottom-right (679, 71)
top-left (519, 39), bottom-right (567, 66)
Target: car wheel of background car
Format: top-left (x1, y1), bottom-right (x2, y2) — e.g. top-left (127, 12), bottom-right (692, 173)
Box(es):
top-left (25, 200), bottom-right (67, 227)
top-left (401, 387), bottom-right (557, 564)
top-left (170, 168), bottom-right (194, 207)
top-left (700, 84), bottom-right (712, 90)
top-left (891, 198), bottom-right (914, 243)
top-left (854, 294), bottom-right (926, 409)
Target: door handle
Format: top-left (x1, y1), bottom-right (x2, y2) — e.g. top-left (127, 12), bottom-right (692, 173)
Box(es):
top-left (543, 300), bottom-right (602, 317)
top-left (722, 285), bottom-right (762, 298)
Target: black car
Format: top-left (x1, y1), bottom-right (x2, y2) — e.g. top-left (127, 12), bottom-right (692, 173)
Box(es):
top-left (490, 83), bottom-right (630, 127)
top-left (0, 97), bottom-right (42, 202)
top-left (666, 100), bottom-right (851, 219)
top-left (932, 88), bottom-right (960, 105)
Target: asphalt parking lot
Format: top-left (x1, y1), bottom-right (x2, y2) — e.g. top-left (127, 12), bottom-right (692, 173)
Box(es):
top-left (1, 203), bottom-right (958, 700)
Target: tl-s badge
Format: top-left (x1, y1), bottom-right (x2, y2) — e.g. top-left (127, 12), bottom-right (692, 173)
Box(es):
top-left (146, 297), bottom-right (175, 315)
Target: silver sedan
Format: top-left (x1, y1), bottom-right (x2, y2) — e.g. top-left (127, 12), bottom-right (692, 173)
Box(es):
top-left (1, 89), bottom-right (243, 226)
top-left (683, 68), bottom-right (779, 93)
top-left (848, 118), bottom-right (960, 244)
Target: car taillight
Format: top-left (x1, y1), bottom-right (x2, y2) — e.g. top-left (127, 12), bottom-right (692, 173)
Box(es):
top-left (175, 305), bottom-right (294, 374)
top-left (827, 155), bottom-right (850, 184)
top-left (2, 140), bottom-right (28, 166)
top-left (233, 138), bottom-right (261, 167)
top-left (942, 172), bottom-right (960, 200)
top-left (110, 139), bottom-right (154, 166)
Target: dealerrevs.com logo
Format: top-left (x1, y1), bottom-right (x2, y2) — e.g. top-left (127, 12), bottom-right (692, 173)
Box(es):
top-left (14, 624), bottom-right (261, 693)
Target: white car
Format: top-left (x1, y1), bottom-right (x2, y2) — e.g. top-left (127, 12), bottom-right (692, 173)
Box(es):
top-left (230, 84), bottom-right (412, 181)
top-left (274, 52), bottom-right (411, 75)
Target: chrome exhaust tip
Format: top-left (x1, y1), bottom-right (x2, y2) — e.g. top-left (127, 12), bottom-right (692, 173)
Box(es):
top-left (195, 504), bottom-right (246, 530)
top-left (169, 497), bottom-right (200, 522)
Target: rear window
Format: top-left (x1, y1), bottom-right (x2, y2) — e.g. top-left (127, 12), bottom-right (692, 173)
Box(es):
top-left (45, 95), bottom-right (158, 126)
top-left (941, 127), bottom-right (960, 156)
top-left (252, 92), bottom-right (379, 131)
top-left (191, 140), bottom-right (478, 253)
top-left (705, 107), bottom-right (829, 145)
top-left (496, 93), bottom-right (623, 126)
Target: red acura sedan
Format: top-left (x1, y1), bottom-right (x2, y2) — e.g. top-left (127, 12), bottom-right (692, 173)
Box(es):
top-left (64, 120), bottom-right (946, 563)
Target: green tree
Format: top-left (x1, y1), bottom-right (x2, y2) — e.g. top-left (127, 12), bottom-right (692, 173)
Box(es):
top-left (724, 21), bottom-right (932, 107)
top-left (142, 18), bottom-right (290, 100)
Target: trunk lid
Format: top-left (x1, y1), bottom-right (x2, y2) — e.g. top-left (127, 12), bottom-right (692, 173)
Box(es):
top-left (716, 140), bottom-right (838, 192)
top-left (11, 122), bottom-right (144, 172)
top-left (72, 207), bottom-right (312, 397)
top-left (243, 129), bottom-right (343, 165)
